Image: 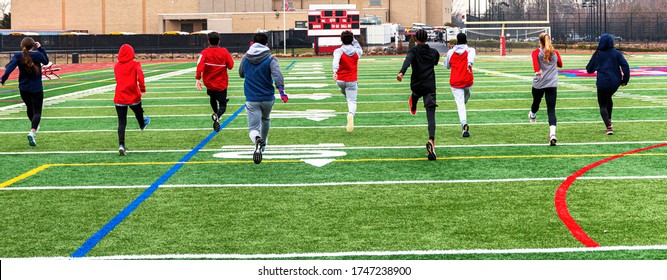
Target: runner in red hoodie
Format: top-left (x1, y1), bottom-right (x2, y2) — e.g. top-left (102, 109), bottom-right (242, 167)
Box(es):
top-left (196, 32), bottom-right (234, 132)
top-left (114, 44), bottom-right (150, 156)
top-left (444, 33), bottom-right (476, 138)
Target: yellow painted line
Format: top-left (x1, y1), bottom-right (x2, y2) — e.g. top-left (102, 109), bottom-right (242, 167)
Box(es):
top-left (29, 152), bottom-right (667, 168)
top-left (3, 153), bottom-right (664, 189)
top-left (0, 164), bottom-right (52, 189)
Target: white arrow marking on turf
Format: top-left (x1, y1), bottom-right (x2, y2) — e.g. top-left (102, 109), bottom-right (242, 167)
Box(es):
top-left (272, 109), bottom-right (337, 121)
top-left (284, 76), bottom-right (327, 80)
top-left (274, 93), bottom-right (331, 100)
top-left (285, 83), bottom-right (328, 88)
top-left (289, 71), bottom-right (325, 75)
top-left (302, 159), bottom-right (335, 167)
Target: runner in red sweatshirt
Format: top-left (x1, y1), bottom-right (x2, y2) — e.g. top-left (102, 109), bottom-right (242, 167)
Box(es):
top-left (196, 31), bottom-right (234, 132)
top-left (444, 33), bottom-right (476, 138)
top-left (114, 44), bottom-right (150, 156)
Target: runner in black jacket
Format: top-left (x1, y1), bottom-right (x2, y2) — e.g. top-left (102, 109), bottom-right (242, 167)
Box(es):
top-left (397, 29), bottom-right (440, 160)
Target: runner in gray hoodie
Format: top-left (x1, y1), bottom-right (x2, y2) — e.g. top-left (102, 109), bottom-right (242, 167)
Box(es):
top-left (239, 33), bottom-right (287, 164)
top-left (529, 33), bottom-right (562, 146)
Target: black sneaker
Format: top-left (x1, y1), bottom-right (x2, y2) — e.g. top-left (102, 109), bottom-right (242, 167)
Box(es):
top-left (462, 124), bottom-right (470, 137)
top-left (253, 137), bottom-right (264, 164)
top-left (549, 134), bottom-right (557, 146)
top-left (212, 113), bottom-right (221, 132)
top-left (426, 139), bottom-right (437, 161)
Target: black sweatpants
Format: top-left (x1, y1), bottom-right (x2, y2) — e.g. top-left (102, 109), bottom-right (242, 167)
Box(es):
top-left (597, 87), bottom-right (617, 128)
top-left (531, 87), bottom-right (557, 126)
top-left (208, 89), bottom-right (228, 118)
top-left (115, 103), bottom-right (145, 146)
top-left (20, 90), bottom-right (44, 130)
top-left (410, 92), bottom-right (437, 141)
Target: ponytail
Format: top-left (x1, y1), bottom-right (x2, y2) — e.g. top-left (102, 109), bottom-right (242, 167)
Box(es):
top-left (540, 33), bottom-right (554, 63)
top-left (19, 37), bottom-right (39, 76)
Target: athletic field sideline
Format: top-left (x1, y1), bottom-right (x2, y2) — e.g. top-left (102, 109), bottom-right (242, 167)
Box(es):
top-left (0, 55), bottom-right (666, 260)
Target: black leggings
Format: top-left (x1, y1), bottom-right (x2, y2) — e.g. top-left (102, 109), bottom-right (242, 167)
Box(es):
top-left (411, 92), bottom-right (437, 141)
top-left (20, 90), bottom-right (44, 130)
top-left (208, 89), bottom-right (228, 117)
top-left (115, 103), bottom-right (145, 146)
top-left (531, 87), bottom-right (557, 126)
top-left (597, 88), bottom-right (617, 128)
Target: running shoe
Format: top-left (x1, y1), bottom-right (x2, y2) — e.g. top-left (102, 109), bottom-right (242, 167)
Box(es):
top-left (529, 111), bottom-right (536, 124)
top-left (549, 134), bottom-right (557, 146)
top-left (141, 116), bottom-right (151, 131)
top-left (605, 126), bottom-right (614, 135)
top-left (27, 131), bottom-right (36, 147)
top-left (426, 139), bottom-right (437, 161)
top-left (119, 145), bottom-right (126, 156)
top-left (408, 96), bottom-right (416, 115)
top-left (462, 124), bottom-right (470, 138)
top-left (346, 114), bottom-right (354, 132)
top-left (253, 137), bottom-right (264, 164)
top-left (212, 113), bottom-right (220, 132)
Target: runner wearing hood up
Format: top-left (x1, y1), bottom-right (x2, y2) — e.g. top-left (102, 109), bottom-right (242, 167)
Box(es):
top-left (586, 33), bottom-right (630, 135)
top-left (239, 33), bottom-right (288, 164)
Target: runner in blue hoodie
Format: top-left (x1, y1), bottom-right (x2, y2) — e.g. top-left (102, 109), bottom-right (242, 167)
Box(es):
top-left (586, 34), bottom-right (630, 135)
top-left (239, 33), bottom-right (288, 164)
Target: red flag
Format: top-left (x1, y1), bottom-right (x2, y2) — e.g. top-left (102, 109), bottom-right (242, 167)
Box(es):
top-left (284, 0), bottom-right (289, 11)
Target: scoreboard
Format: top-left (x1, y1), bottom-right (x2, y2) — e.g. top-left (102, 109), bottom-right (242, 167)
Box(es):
top-left (307, 9), bottom-right (360, 36)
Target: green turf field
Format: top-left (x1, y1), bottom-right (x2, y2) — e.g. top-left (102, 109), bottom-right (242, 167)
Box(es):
top-left (1, 54), bottom-right (666, 260)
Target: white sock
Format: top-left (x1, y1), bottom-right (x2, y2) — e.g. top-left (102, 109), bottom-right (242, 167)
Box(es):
top-left (530, 112), bottom-right (536, 118)
top-left (549, 125), bottom-right (556, 136)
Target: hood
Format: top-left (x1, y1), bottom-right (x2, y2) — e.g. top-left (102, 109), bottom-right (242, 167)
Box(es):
top-left (340, 44), bottom-right (357, 56)
top-left (452, 44), bottom-right (469, 55)
top-left (245, 43), bottom-right (271, 65)
top-left (597, 34), bottom-right (614, 50)
top-left (118, 44), bottom-right (135, 63)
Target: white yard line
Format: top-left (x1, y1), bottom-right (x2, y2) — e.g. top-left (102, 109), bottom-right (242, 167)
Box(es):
top-left (2, 119), bottom-right (667, 134)
top-left (3, 106), bottom-right (666, 120)
top-left (1, 141), bottom-right (665, 155)
top-left (65, 244), bottom-right (667, 260)
top-left (5, 176), bottom-right (667, 191)
top-left (0, 68), bottom-right (196, 113)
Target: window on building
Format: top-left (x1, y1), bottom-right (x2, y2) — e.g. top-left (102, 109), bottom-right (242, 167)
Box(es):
top-left (202, 22), bottom-right (208, 30)
top-left (370, 0), bottom-right (382, 6)
top-left (181, 23), bottom-right (194, 33)
top-left (295, 21), bottom-right (307, 29)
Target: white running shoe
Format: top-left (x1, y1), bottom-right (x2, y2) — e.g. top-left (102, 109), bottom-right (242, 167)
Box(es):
top-left (346, 114), bottom-right (354, 132)
top-left (119, 145), bottom-right (126, 156)
top-left (529, 111), bottom-right (536, 124)
top-left (27, 130), bottom-right (36, 146)
top-left (549, 134), bottom-right (557, 146)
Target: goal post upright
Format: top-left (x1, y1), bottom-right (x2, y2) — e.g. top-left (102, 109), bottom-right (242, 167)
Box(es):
top-left (464, 0), bottom-right (551, 56)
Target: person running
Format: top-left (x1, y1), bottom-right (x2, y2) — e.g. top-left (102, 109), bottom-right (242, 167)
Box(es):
top-left (586, 33), bottom-right (630, 135)
top-left (529, 33), bottom-right (563, 146)
top-left (332, 30), bottom-right (363, 132)
top-left (114, 44), bottom-right (150, 156)
top-left (239, 33), bottom-right (288, 164)
top-left (444, 32), bottom-right (476, 138)
top-left (196, 31), bottom-right (234, 132)
top-left (1, 37), bottom-right (49, 147)
top-left (397, 29), bottom-right (440, 160)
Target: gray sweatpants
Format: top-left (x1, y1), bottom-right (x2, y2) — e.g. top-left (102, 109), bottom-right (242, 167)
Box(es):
top-left (336, 81), bottom-right (358, 115)
top-left (246, 100), bottom-right (274, 145)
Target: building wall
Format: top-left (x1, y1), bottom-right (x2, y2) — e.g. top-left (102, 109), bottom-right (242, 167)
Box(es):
top-left (10, 0), bottom-right (451, 34)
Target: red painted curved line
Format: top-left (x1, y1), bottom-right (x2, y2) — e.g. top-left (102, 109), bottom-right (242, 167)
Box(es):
top-left (555, 142), bottom-right (667, 247)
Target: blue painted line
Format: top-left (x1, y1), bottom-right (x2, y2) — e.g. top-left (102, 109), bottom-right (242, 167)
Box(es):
top-left (285, 60), bottom-right (296, 70)
top-left (70, 105), bottom-right (245, 258)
